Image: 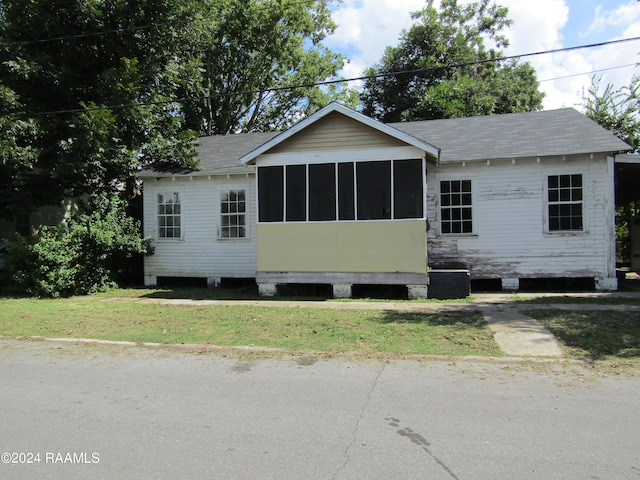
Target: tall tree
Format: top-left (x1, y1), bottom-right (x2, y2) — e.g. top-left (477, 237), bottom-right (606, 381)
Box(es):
top-left (0, 0), bottom-right (353, 219)
top-left (360, 0), bottom-right (544, 123)
top-left (179, 0), bottom-right (350, 135)
top-left (0, 0), bottom-right (199, 218)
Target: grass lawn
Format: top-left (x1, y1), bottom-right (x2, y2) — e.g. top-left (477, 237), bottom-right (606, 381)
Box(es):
top-left (89, 286), bottom-right (474, 303)
top-left (514, 295), bottom-right (640, 306)
top-left (0, 295), bottom-right (501, 357)
top-left (526, 309), bottom-right (640, 361)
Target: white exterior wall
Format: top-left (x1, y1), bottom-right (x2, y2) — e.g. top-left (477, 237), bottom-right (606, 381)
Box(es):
top-left (142, 174), bottom-right (257, 282)
top-left (427, 155), bottom-right (616, 282)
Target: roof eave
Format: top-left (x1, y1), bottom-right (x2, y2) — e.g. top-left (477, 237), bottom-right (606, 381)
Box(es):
top-left (240, 102), bottom-right (440, 164)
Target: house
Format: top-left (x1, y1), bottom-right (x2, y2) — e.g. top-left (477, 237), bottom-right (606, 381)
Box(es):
top-left (0, 202), bottom-right (77, 244)
top-left (139, 103), bottom-right (631, 298)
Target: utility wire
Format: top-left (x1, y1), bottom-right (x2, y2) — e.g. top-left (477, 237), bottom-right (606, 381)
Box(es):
top-left (13, 35), bottom-right (640, 117)
top-left (539, 63), bottom-right (638, 83)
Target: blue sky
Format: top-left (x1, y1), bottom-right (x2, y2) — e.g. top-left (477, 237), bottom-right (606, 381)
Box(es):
top-left (325, 0), bottom-right (640, 110)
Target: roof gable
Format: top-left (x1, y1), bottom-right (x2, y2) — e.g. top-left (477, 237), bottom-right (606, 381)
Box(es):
top-left (240, 102), bottom-right (440, 164)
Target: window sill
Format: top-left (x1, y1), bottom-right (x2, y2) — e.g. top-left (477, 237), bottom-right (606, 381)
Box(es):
top-left (217, 238), bottom-right (251, 243)
top-left (437, 233), bottom-right (478, 239)
top-left (544, 231), bottom-right (588, 236)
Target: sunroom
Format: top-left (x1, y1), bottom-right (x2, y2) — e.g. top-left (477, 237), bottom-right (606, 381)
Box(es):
top-left (240, 103), bottom-right (440, 298)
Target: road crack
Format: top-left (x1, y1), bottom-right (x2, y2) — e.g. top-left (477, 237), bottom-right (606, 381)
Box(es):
top-left (332, 362), bottom-right (385, 480)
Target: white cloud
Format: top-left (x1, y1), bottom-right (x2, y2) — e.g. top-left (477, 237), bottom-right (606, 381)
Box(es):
top-left (327, 0), bottom-right (639, 111)
top-left (537, 1), bottom-right (640, 109)
top-left (584, 1), bottom-right (640, 36)
top-left (327, 0), bottom-right (426, 77)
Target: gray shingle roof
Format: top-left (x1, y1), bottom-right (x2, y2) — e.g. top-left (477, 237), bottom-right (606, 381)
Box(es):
top-left (138, 108), bottom-right (631, 177)
top-left (391, 108), bottom-right (630, 162)
top-left (138, 131), bottom-right (279, 177)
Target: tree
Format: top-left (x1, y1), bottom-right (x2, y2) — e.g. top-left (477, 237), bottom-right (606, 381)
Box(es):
top-left (178, 0), bottom-right (352, 135)
top-left (582, 74), bottom-right (640, 265)
top-left (359, 0), bottom-right (544, 122)
top-left (0, 0), bottom-right (199, 219)
top-left (582, 75), bottom-right (640, 152)
top-left (0, 0), bottom-right (354, 219)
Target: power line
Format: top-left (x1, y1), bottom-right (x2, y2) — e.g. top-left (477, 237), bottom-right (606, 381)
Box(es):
top-left (539, 63), bottom-right (638, 83)
top-left (12, 35), bottom-right (640, 117)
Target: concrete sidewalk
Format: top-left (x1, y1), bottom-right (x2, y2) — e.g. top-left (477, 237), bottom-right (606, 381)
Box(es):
top-left (479, 305), bottom-right (564, 357)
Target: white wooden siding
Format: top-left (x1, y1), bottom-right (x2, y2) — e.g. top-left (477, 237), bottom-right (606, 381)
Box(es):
top-left (427, 155), bottom-right (614, 279)
top-left (142, 175), bottom-right (257, 279)
top-left (143, 154), bottom-right (615, 283)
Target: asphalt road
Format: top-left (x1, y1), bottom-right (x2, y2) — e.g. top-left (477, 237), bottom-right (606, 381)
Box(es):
top-left (1, 339), bottom-right (639, 480)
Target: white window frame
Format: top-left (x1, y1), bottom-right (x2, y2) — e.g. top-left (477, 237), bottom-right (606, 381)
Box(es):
top-left (438, 178), bottom-right (474, 236)
top-left (546, 173), bottom-right (585, 233)
top-left (219, 189), bottom-right (247, 239)
top-left (157, 192), bottom-right (182, 240)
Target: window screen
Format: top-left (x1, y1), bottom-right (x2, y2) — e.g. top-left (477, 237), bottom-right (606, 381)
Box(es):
top-left (357, 161), bottom-right (391, 220)
top-left (393, 159), bottom-right (423, 219)
top-left (286, 165), bottom-right (306, 222)
top-left (338, 162), bottom-right (355, 221)
top-left (258, 166), bottom-right (283, 222)
top-left (309, 163), bottom-right (336, 221)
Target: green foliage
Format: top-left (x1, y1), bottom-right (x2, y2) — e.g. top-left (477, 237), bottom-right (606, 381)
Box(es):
top-left (179, 0), bottom-right (351, 134)
top-left (0, 0), bottom-right (199, 219)
top-left (2, 196), bottom-right (152, 298)
top-left (360, 0), bottom-right (544, 122)
top-left (582, 75), bottom-right (640, 152)
top-left (616, 202), bottom-right (639, 264)
top-left (583, 75), bottom-right (640, 264)
top-left (0, 0), bottom-right (352, 218)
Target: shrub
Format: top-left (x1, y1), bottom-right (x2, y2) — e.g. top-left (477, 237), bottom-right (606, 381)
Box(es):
top-left (1, 195), bottom-right (152, 297)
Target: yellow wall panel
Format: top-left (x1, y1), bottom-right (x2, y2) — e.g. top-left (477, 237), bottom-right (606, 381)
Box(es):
top-left (257, 221), bottom-right (427, 273)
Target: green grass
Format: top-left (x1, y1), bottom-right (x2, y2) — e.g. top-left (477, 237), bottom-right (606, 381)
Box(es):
top-left (0, 296), bottom-right (501, 357)
top-left (88, 286), bottom-right (474, 303)
top-left (526, 309), bottom-right (640, 361)
top-left (514, 295), bottom-right (640, 306)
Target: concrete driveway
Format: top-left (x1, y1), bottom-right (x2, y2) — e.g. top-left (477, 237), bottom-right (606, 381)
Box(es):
top-left (1, 339), bottom-right (639, 479)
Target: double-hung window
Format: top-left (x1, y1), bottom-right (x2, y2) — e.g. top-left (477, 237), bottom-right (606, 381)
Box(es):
top-left (440, 180), bottom-right (473, 234)
top-left (157, 193), bottom-right (182, 239)
top-left (220, 190), bottom-right (246, 238)
top-left (548, 174), bottom-right (583, 232)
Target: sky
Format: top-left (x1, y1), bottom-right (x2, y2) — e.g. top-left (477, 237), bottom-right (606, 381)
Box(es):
top-left (324, 0), bottom-right (640, 111)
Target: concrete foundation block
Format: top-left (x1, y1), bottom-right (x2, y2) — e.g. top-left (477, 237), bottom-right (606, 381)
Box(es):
top-left (207, 277), bottom-right (221, 288)
top-left (144, 275), bottom-right (157, 287)
top-left (595, 276), bottom-right (618, 291)
top-left (258, 283), bottom-right (278, 297)
top-left (332, 283), bottom-right (353, 298)
top-left (407, 284), bottom-right (428, 299)
top-left (501, 278), bottom-right (520, 291)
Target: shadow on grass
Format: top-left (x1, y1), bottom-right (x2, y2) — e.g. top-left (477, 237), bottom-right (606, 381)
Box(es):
top-left (515, 295), bottom-right (640, 306)
top-left (378, 310), bottom-right (485, 326)
top-left (527, 309), bottom-right (640, 360)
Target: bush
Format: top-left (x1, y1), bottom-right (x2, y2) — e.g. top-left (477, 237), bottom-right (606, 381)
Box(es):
top-left (1, 195), bottom-right (152, 297)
